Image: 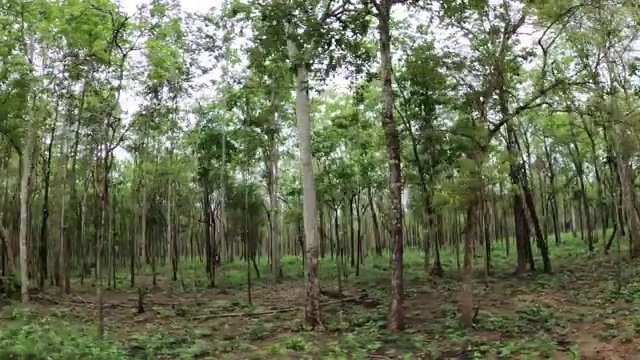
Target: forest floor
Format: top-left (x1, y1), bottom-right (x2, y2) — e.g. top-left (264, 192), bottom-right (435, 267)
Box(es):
top-left (2, 235), bottom-right (640, 359)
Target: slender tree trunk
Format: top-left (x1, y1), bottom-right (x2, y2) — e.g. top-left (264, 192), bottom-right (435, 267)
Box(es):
top-left (79, 181), bottom-right (87, 285)
top-left (286, 29), bottom-right (321, 329)
top-left (0, 211), bottom-right (14, 275)
top-left (319, 206), bottom-right (326, 258)
top-left (356, 193), bottom-right (362, 275)
top-left (367, 188), bottom-right (382, 256)
top-left (68, 102), bottom-right (83, 293)
top-left (202, 181), bottom-right (215, 288)
top-left (267, 131), bottom-right (282, 282)
top-left (97, 147), bottom-right (110, 338)
top-left (349, 195), bottom-right (356, 267)
top-left (19, 129), bottom-right (35, 303)
top-left (483, 192), bottom-right (491, 276)
top-left (271, 173), bottom-right (281, 280)
top-left (377, 0), bottom-right (404, 331)
top-left (39, 124), bottom-right (56, 290)
top-left (543, 136), bottom-right (561, 245)
top-left (505, 123), bottom-right (533, 274)
top-left (617, 156), bottom-right (640, 257)
top-left (140, 185), bottom-right (147, 267)
top-left (167, 180), bottom-right (173, 286)
top-left (218, 131), bottom-right (228, 292)
top-left (334, 209), bottom-right (344, 293)
top-left (58, 128), bottom-right (68, 294)
top-left (460, 200), bottom-right (478, 327)
top-left (0, 168), bottom-right (14, 275)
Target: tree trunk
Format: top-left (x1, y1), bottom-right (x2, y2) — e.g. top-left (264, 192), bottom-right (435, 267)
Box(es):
top-left (505, 123), bottom-right (534, 274)
top-left (378, 0), bottom-right (404, 331)
top-left (58, 128), bottom-right (69, 294)
top-left (267, 130), bottom-right (282, 282)
top-left (167, 180), bottom-right (173, 285)
top-left (617, 156), bottom-right (640, 257)
top-left (96, 147), bottom-right (110, 338)
top-left (460, 200), bottom-right (478, 327)
top-left (349, 195), bottom-right (356, 268)
top-left (286, 29), bottom-right (321, 329)
top-left (368, 187), bottom-right (382, 256)
top-left (39, 124), bottom-right (56, 290)
top-left (202, 181), bottom-right (215, 288)
top-left (19, 129), bottom-right (35, 303)
top-left (218, 131), bottom-right (228, 292)
top-left (140, 184), bottom-right (147, 268)
top-left (603, 47), bottom-right (640, 258)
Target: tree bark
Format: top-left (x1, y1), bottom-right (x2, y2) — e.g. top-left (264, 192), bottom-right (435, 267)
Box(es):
top-left (39, 124), bottom-right (56, 290)
top-left (58, 127), bottom-right (69, 294)
top-left (19, 130), bottom-right (35, 303)
top-left (367, 187), bottom-right (382, 256)
top-left (378, 0), bottom-right (404, 331)
top-left (286, 28), bottom-right (321, 329)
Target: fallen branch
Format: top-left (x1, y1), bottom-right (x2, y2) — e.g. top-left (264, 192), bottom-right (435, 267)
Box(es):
top-left (35, 292), bottom-right (186, 308)
top-left (191, 306), bottom-right (299, 320)
top-left (190, 296), bottom-right (369, 321)
top-left (35, 294), bottom-right (129, 309)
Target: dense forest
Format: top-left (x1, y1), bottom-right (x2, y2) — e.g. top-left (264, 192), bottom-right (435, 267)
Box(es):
top-left (0, 0), bottom-right (639, 358)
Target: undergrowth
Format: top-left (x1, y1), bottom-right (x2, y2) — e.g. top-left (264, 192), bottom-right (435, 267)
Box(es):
top-left (1, 231), bottom-right (639, 359)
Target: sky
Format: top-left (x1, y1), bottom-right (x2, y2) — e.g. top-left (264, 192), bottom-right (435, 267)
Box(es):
top-left (115, 0), bottom-right (535, 116)
top-left (114, 0), bottom-right (415, 162)
top-left (118, 0), bottom-right (213, 117)
top-left (120, 0), bottom-right (204, 13)
top-left (116, 0), bottom-right (415, 118)
top-left (112, 0), bottom-right (215, 159)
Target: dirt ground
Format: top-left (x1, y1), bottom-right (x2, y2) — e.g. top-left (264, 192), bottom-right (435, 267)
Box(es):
top-left (3, 253), bottom-right (640, 359)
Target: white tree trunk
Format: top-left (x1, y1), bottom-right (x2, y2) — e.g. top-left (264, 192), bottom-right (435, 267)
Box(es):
top-left (286, 34), bottom-right (321, 328)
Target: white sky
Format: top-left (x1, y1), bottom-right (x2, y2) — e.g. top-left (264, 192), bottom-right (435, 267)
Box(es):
top-left (119, 0), bottom-right (204, 14)
top-left (118, 0), bottom-right (213, 116)
top-left (112, 0), bottom-right (215, 159)
top-left (113, 0), bottom-right (415, 160)
top-left (116, 0), bottom-right (415, 118)
top-left (113, 0), bottom-right (538, 159)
